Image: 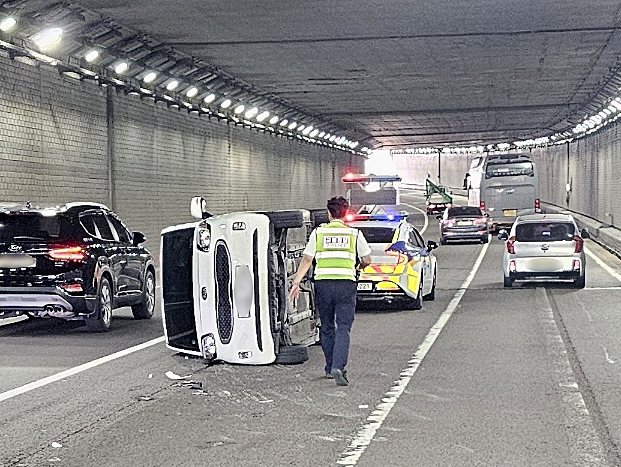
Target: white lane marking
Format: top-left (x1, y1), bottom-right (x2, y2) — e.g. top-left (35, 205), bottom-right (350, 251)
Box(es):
top-left (603, 347), bottom-right (615, 364)
top-left (0, 315), bottom-right (29, 327)
top-left (0, 336), bottom-right (165, 403)
top-left (401, 202), bottom-right (428, 234)
top-left (584, 287), bottom-right (621, 291)
top-left (585, 246), bottom-right (621, 283)
top-left (539, 289), bottom-right (608, 466)
top-left (336, 242), bottom-right (490, 466)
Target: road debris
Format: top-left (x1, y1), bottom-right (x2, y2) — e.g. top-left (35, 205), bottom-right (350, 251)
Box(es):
top-left (165, 370), bottom-right (192, 380)
top-left (51, 442), bottom-right (62, 448)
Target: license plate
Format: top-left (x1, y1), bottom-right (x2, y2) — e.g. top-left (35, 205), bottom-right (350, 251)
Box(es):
top-left (0, 254), bottom-right (36, 268)
top-left (503, 209), bottom-right (517, 217)
top-left (357, 282), bottom-right (373, 291)
top-left (457, 220), bottom-right (472, 226)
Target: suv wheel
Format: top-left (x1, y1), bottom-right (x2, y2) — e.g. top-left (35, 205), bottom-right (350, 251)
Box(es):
top-left (503, 274), bottom-right (513, 288)
top-left (85, 277), bottom-right (113, 332)
top-left (274, 344), bottom-right (308, 364)
top-left (132, 270), bottom-right (156, 319)
top-left (574, 272), bottom-right (586, 289)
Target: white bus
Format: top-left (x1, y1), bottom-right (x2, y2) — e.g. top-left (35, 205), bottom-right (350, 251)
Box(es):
top-left (466, 153), bottom-right (540, 230)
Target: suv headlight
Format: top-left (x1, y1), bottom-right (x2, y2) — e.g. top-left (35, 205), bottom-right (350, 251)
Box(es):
top-left (197, 226), bottom-right (211, 252)
top-left (201, 334), bottom-right (217, 360)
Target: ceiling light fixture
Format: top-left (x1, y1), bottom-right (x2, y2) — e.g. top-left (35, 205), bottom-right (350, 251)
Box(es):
top-left (245, 107), bottom-right (259, 119)
top-left (203, 93), bottom-right (216, 103)
top-left (309, 129), bottom-right (319, 138)
top-left (166, 80), bottom-right (179, 91)
top-left (280, 119), bottom-right (289, 126)
top-left (220, 99), bottom-right (232, 109)
top-left (288, 122), bottom-right (298, 130)
top-left (0, 17), bottom-right (17, 32)
top-left (114, 61), bottom-right (129, 74)
top-left (32, 27), bottom-right (63, 49)
top-left (84, 49), bottom-right (100, 63)
top-left (186, 87), bottom-right (198, 98)
top-left (256, 111), bottom-right (270, 122)
top-left (143, 72), bottom-right (157, 83)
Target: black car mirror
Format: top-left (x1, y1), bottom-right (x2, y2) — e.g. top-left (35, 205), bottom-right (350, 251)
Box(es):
top-left (436, 214), bottom-right (443, 220)
top-left (497, 229), bottom-right (509, 241)
top-left (133, 231), bottom-right (147, 245)
top-left (580, 228), bottom-right (590, 239)
top-left (427, 240), bottom-right (438, 250)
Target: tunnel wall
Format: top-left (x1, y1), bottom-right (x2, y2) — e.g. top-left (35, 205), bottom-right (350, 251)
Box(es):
top-left (0, 54), bottom-right (363, 260)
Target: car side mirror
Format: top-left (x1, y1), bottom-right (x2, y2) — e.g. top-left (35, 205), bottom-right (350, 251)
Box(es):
top-left (190, 196), bottom-right (212, 219)
top-left (133, 231), bottom-right (146, 245)
top-left (427, 240), bottom-right (438, 250)
top-left (436, 215), bottom-right (442, 220)
top-left (484, 213), bottom-right (490, 218)
top-left (498, 229), bottom-right (509, 241)
top-left (580, 228), bottom-right (590, 239)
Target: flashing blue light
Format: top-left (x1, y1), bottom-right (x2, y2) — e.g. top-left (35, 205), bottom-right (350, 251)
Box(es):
top-left (387, 214), bottom-right (395, 220)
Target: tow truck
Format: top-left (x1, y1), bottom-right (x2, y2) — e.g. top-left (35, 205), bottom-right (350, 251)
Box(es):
top-left (341, 173), bottom-right (404, 220)
top-left (425, 178), bottom-right (453, 215)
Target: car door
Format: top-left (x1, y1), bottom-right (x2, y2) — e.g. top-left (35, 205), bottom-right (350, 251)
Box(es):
top-left (89, 211), bottom-right (128, 299)
top-left (107, 214), bottom-right (143, 296)
top-left (411, 227), bottom-right (432, 291)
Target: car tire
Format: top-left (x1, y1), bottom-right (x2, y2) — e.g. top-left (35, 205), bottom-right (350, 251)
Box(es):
top-left (440, 237), bottom-right (447, 245)
top-left (85, 277), bottom-right (113, 332)
top-left (274, 344), bottom-right (308, 364)
top-left (423, 270), bottom-right (436, 301)
top-left (574, 272), bottom-right (586, 289)
top-left (503, 274), bottom-right (513, 288)
top-left (309, 209), bottom-right (329, 227)
top-left (132, 270), bottom-right (156, 319)
top-left (265, 210), bottom-right (305, 229)
top-left (409, 279), bottom-right (423, 310)
top-left (481, 235), bottom-right (489, 244)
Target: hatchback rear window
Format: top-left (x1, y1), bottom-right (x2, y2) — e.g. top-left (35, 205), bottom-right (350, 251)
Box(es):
top-left (357, 227), bottom-right (396, 244)
top-left (0, 213), bottom-right (74, 242)
top-left (447, 206), bottom-right (482, 217)
top-left (515, 222), bottom-right (575, 242)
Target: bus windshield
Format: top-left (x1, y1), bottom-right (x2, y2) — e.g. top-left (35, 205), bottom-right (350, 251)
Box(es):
top-left (485, 161), bottom-right (534, 178)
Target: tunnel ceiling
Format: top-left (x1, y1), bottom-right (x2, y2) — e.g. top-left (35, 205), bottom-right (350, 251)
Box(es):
top-left (4, 0), bottom-right (621, 150)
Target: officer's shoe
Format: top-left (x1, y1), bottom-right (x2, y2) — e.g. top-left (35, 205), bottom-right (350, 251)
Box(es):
top-left (325, 372), bottom-right (334, 379)
top-left (331, 368), bottom-right (349, 386)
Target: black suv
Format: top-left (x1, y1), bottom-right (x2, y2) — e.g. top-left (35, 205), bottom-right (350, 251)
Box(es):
top-left (0, 202), bottom-right (155, 332)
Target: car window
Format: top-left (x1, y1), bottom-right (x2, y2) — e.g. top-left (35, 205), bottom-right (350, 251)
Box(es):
top-left (0, 213), bottom-right (73, 241)
top-left (357, 226), bottom-right (396, 244)
top-left (107, 215), bottom-right (131, 244)
top-left (412, 228), bottom-right (425, 248)
top-left (515, 222), bottom-right (575, 242)
top-left (90, 212), bottom-right (115, 241)
top-left (79, 213), bottom-right (98, 238)
top-left (447, 206), bottom-right (482, 217)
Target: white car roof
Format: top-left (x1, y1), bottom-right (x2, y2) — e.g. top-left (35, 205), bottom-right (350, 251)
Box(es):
top-left (515, 213), bottom-right (575, 223)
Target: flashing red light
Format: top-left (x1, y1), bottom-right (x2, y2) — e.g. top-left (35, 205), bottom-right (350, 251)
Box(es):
top-left (573, 235), bottom-right (584, 253)
top-left (506, 236), bottom-right (516, 254)
top-left (47, 246), bottom-right (87, 262)
top-left (535, 198), bottom-right (541, 212)
top-left (480, 201), bottom-right (486, 211)
top-left (344, 172), bottom-right (355, 180)
top-left (345, 213), bottom-right (355, 221)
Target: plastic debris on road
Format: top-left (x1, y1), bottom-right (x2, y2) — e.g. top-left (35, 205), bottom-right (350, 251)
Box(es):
top-left (173, 381), bottom-right (203, 390)
top-left (51, 442), bottom-right (62, 448)
top-left (165, 370), bottom-right (192, 380)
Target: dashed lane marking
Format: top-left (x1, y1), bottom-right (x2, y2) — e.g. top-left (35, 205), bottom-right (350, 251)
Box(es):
top-left (335, 241), bottom-right (490, 465)
top-left (0, 336), bottom-right (165, 403)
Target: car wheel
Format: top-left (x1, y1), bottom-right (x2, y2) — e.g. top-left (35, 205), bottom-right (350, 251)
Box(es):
top-left (85, 277), bottom-right (113, 332)
top-left (440, 237), bottom-right (447, 245)
top-left (481, 235), bottom-right (489, 244)
top-left (132, 270), bottom-right (156, 319)
top-left (274, 344), bottom-right (308, 364)
top-left (423, 270), bottom-right (436, 301)
top-left (503, 274), bottom-right (513, 288)
top-left (408, 279), bottom-right (423, 310)
top-left (574, 272), bottom-right (586, 289)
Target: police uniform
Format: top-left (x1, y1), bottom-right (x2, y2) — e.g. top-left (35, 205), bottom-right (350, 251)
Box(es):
top-left (303, 219), bottom-right (371, 378)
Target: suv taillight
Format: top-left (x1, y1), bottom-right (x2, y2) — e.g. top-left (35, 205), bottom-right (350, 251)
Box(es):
top-left (480, 201), bottom-right (486, 211)
top-left (535, 199), bottom-right (541, 212)
top-left (573, 235), bottom-right (584, 253)
top-left (507, 236), bottom-right (516, 254)
top-left (47, 246), bottom-right (87, 262)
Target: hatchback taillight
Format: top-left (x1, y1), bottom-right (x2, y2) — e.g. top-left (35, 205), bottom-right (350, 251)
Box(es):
top-left (443, 219), bottom-right (455, 226)
top-left (573, 235), bottom-right (584, 253)
top-left (47, 246), bottom-right (87, 262)
top-left (507, 236), bottom-right (516, 254)
top-left (474, 217), bottom-right (487, 225)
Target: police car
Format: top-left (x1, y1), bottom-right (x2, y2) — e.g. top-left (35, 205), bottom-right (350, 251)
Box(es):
top-left (346, 213), bottom-right (438, 309)
top-left (160, 197), bottom-right (321, 365)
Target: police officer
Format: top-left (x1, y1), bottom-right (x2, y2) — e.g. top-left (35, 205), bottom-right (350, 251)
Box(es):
top-left (289, 196), bottom-right (371, 386)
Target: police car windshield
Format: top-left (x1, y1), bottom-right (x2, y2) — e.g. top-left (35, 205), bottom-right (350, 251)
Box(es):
top-left (357, 226), bottom-right (395, 244)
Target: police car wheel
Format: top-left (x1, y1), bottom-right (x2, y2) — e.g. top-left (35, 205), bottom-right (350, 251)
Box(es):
top-left (265, 210), bottom-right (305, 229)
top-left (423, 271), bottom-right (436, 301)
top-left (274, 344), bottom-right (308, 364)
top-left (409, 280), bottom-right (423, 310)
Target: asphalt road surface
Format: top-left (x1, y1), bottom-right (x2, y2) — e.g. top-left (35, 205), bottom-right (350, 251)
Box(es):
top-left (2, 189), bottom-right (621, 467)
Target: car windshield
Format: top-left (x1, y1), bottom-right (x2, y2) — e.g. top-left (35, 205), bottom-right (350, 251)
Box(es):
top-left (515, 222), bottom-right (575, 242)
top-left (357, 226), bottom-right (396, 244)
top-left (485, 161), bottom-right (534, 178)
top-left (0, 213), bottom-right (74, 242)
top-left (447, 206), bottom-right (482, 217)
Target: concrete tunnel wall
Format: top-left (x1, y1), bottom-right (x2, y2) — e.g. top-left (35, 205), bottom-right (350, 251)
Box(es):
top-left (0, 53), bottom-right (364, 263)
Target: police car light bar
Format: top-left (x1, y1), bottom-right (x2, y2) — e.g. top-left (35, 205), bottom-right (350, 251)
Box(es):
top-left (345, 211), bottom-right (408, 222)
top-left (342, 173), bottom-right (402, 183)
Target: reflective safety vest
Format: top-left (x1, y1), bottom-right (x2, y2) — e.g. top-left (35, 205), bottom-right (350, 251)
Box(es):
top-left (314, 220), bottom-right (358, 281)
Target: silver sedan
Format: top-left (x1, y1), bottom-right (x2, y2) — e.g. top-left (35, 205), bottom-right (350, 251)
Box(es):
top-left (498, 213), bottom-right (589, 288)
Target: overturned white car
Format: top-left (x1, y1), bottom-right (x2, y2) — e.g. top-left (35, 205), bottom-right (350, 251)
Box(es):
top-left (160, 197), bottom-right (324, 365)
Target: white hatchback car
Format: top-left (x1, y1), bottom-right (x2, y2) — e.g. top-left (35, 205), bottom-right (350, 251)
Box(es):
top-left (498, 213), bottom-right (590, 288)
